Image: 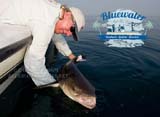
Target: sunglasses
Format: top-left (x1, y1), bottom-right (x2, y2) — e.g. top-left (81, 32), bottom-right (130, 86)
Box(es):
top-left (70, 26), bottom-right (78, 41)
top-left (70, 26), bottom-right (75, 33)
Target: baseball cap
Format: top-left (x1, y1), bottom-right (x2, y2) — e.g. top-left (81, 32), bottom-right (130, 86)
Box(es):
top-left (69, 7), bottom-right (85, 41)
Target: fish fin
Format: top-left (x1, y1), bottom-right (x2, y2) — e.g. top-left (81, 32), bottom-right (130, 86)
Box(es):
top-left (50, 82), bottom-right (60, 87)
top-left (33, 81), bottom-right (59, 89)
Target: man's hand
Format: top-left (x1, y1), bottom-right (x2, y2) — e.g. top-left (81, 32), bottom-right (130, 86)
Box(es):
top-left (68, 53), bottom-right (86, 63)
top-left (68, 53), bottom-right (76, 60)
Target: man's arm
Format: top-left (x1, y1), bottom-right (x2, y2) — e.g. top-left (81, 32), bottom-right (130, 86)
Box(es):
top-left (24, 21), bottom-right (56, 86)
top-left (52, 34), bottom-right (76, 60)
top-left (52, 34), bottom-right (87, 63)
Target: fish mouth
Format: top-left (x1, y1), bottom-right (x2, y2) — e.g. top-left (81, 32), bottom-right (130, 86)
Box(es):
top-left (77, 96), bottom-right (96, 109)
top-left (84, 103), bottom-right (96, 109)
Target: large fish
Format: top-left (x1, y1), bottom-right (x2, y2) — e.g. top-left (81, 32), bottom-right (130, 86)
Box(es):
top-left (36, 60), bottom-right (96, 109)
top-left (57, 60), bottom-right (96, 109)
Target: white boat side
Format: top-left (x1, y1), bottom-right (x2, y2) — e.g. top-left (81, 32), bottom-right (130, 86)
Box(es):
top-left (0, 41), bottom-right (30, 79)
top-left (0, 37), bottom-right (32, 94)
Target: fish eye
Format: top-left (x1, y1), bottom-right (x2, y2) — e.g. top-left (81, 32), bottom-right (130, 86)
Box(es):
top-left (73, 93), bottom-right (79, 96)
top-left (71, 90), bottom-right (79, 96)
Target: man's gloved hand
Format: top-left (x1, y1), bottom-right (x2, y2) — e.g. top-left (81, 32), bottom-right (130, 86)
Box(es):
top-left (74, 54), bottom-right (86, 63)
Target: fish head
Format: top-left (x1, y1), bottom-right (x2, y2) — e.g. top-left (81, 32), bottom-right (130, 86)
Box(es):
top-left (63, 84), bottom-right (96, 109)
top-left (75, 94), bottom-right (96, 109)
top-left (58, 61), bottom-right (96, 109)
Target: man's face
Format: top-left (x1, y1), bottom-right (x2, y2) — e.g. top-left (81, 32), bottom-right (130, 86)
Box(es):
top-left (55, 12), bottom-right (74, 36)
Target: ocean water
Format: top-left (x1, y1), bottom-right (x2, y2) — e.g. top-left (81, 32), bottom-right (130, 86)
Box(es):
top-left (12, 16), bottom-right (160, 117)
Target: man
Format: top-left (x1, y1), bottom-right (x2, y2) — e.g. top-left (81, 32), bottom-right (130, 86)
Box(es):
top-left (0, 0), bottom-right (85, 86)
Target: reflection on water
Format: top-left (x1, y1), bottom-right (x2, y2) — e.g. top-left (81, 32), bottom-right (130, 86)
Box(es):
top-left (8, 16), bottom-right (160, 116)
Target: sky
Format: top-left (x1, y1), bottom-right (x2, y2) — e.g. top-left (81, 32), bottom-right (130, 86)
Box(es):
top-left (59, 0), bottom-right (160, 16)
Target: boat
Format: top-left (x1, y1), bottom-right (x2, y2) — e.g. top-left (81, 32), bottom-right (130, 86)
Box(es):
top-left (0, 34), bottom-right (57, 116)
top-left (0, 38), bottom-right (30, 77)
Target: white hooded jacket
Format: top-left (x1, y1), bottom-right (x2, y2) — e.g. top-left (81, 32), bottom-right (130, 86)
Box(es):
top-left (0, 0), bottom-right (72, 86)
